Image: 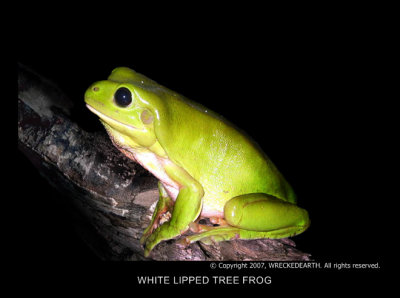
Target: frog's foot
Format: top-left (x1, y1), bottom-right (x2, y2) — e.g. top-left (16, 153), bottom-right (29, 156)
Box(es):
top-left (182, 226), bottom-right (241, 246)
top-left (188, 222), bottom-right (215, 233)
top-left (143, 223), bottom-right (187, 257)
top-left (140, 209), bottom-right (172, 245)
top-left (181, 224), bottom-right (310, 247)
top-left (140, 182), bottom-right (174, 245)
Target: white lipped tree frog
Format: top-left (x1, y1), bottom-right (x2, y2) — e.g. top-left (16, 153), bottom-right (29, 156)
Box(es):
top-left (84, 67), bottom-right (310, 257)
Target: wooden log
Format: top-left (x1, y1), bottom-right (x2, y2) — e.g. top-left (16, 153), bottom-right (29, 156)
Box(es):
top-left (17, 63), bottom-right (311, 261)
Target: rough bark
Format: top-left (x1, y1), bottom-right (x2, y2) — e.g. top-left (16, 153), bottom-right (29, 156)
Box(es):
top-left (17, 63), bottom-right (311, 261)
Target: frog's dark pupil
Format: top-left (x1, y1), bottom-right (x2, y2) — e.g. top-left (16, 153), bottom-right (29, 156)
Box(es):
top-left (115, 87), bottom-right (132, 107)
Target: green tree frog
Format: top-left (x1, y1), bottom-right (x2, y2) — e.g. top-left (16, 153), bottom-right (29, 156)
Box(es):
top-left (84, 67), bottom-right (310, 257)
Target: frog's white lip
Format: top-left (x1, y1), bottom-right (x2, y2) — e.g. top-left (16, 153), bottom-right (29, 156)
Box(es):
top-left (86, 104), bottom-right (138, 130)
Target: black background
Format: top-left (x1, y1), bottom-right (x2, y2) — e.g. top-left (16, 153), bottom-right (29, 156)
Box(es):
top-left (16, 6), bottom-right (389, 289)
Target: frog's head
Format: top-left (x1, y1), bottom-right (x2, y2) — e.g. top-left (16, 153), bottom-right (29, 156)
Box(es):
top-left (84, 68), bottom-right (160, 148)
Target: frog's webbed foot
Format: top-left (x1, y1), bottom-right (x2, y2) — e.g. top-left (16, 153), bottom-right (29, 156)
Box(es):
top-left (140, 209), bottom-right (172, 245)
top-left (140, 182), bottom-right (174, 245)
top-left (180, 226), bottom-right (241, 247)
top-left (177, 217), bottom-right (231, 246)
top-left (180, 222), bottom-right (310, 247)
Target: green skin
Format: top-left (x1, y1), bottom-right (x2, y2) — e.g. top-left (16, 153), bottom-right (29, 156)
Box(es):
top-left (84, 67), bottom-right (310, 257)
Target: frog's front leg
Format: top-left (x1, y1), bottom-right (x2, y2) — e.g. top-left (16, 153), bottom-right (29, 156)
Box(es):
top-left (182, 193), bottom-right (310, 246)
top-left (143, 163), bottom-right (204, 257)
top-left (140, 181), bottom-right (174, 245)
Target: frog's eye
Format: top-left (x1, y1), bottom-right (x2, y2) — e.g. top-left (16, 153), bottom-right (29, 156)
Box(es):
top-left (114, 87), bottom-right (132, 107)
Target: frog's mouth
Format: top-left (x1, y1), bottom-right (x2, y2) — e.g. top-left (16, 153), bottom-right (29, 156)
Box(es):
top-left (86, 104), bottom-right (139, 130)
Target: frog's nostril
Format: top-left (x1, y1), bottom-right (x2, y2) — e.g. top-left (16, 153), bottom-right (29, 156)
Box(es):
top-left (93, 86), bottom-right (99, 92)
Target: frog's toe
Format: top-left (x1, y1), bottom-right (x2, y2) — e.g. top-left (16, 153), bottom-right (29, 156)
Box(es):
top-left (143, 230), bottom-right (165, 257)
top-left (143, 238), bottom-right (157, 257)
top-left (140, 233), bottom-right (150, 245)
top-left (180, 234), bottom-right (215, 246)
top-left (176, 237), bottom-right (191, 248)
top-left (143, 245), bottom-right (152, 257)
top-left (176, 234), bottom-right (213, 248)
top-left (198, 237), bottom-right (215, 245)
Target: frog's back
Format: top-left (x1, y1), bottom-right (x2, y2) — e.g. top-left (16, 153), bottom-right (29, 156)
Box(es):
top-left (155, 91), bottom-right (297, 210)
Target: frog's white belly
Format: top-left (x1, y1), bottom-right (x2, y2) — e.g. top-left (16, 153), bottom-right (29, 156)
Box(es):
top-left (128, 149), bottom-right (224, 218)
top-left (129, 149), bottom-right (180, 198)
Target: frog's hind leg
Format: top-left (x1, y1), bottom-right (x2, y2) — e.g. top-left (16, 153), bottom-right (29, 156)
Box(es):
top-left (180, 193), bottom-right (310, 246)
